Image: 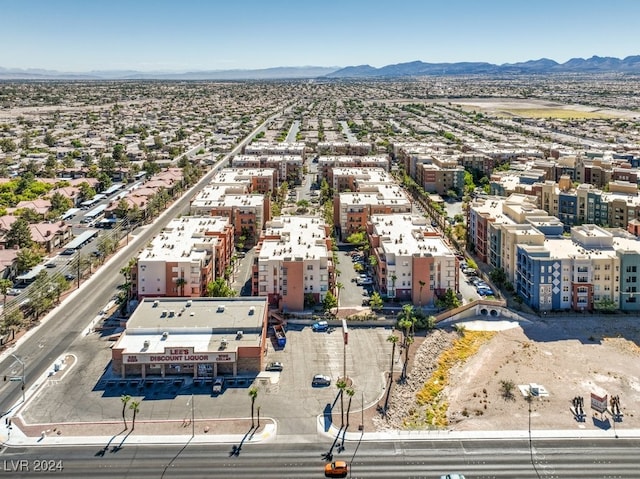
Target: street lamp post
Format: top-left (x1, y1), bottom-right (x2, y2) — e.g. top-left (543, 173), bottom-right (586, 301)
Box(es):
top-left (10, 353), bottom-right (25, 403)
top-left (186, 393), bottom-right (195, 437)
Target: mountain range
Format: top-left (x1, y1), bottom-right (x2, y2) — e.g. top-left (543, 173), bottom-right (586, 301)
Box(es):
top-left (1, 56), bottom-right (640, 80)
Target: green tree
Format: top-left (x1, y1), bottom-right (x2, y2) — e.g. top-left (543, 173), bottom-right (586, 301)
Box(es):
top-left (346, 231), bottom-right (366, 244)
top-left (176, 276), bottom-right (187, 297)
top-left (248, 386), bottom-right (258, 428)
top-left (129, 400), bottom-right (140, 431)
top-left (386, 334), bottom-right (399, 387)
top-left (6, 218), bottom-right (33, 248)
top-left (322, 291), bottom-right (337, 311)
top-left (336, 378), bottom-right (347, 428)
top-left (489, 267), bottom-right (506, 287)
top-left (121, 394), bottom-right (131, 430)
top-left (16, 247), bottom-right (43, 273)
top-left (112, 143), bottom-right (125, 162)
top-left (114, 198), bottom-right (131, 219)
top-left (77, 182), bottom-right (96, 202)
top-left (418, 280), bottom-right (426, 309)
top-left (345, 387), bottom-right (355, 429)
top-left (49, 192), bottom-right (73, 218)
top-left (369, 291), bottom-right (383, 311)
top-left (436, 288), bottom-right (461, 310)
top-left (43, 131), bottom-right (56, 147)
top-left (206, 277), bottom-right (237, 297)
top-left (0, 278), bottom-right (12, 312)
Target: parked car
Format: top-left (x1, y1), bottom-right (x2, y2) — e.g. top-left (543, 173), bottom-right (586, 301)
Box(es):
top-left (312, 320), bottom-right (329, 332)
top-left (477, 288), bottom-right (495, 296)
top-left (64, 274), bottom-right (76, 281)
top-left (312, 374), bottom-right (331, 387)
top-left (324, 460), bottom-right (348, 477)
top-left (470, 277), bottom-right (484, 286)
top-left (265, 361), bottom-right (283, 372)
top-left (440, 475), bottom-right (465, 479)
top-left (45, 262), bottom-right (57, 268)
top-left (7, 288), bottom-right (22, 296)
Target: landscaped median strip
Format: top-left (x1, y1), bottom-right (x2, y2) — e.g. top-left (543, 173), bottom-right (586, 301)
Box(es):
top-left (406, 330), bottom-right (496, 428)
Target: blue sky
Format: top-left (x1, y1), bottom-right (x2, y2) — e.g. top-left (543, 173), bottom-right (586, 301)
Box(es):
top-left (2, 0), bottom-right (640, 71)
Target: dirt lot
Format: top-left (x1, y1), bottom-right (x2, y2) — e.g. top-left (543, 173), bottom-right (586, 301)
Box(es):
top-left (364, 316), bottom-right (640, 433)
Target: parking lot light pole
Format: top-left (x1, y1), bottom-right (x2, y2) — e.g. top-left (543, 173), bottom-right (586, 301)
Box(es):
top-left (10, 353), bottom-right (25, 403)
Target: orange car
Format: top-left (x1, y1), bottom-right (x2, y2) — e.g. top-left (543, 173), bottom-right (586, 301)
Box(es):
top-left (324, 460), bottom-right (348, 477)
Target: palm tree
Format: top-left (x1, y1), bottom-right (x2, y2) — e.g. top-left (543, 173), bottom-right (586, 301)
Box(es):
top-left (384, 334), bottom-right (399, 411)
top-left (390, 274), bottom-right (397, 298)
top-left (336, 378), bottom-right (347, 428)
top-left (176, 276), bottom-right (187, 297)
top-left (248, 386), bottom-right (258, 428)
top-left (129, 400), bottom-right (140, 431)
top-left (335, 282), bottom-right (343, 316)
top-left (386, 334), bottom-right (399, 383)
top-left (402, 335), bottom-right (415, 381)
top-left (418, 280), bottom-right (426, 309)
top-left (120, 394), bottom-right (131, 430)
top-left (345, 387), bottom-right (355, 429)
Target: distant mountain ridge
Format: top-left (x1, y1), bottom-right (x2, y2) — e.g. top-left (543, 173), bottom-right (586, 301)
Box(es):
top-left (1, 56), bottom-right (640, 80)
top-left (0, 66), bottom-right (339, 80)
top-left (326, 55), bottom-right (640, 77)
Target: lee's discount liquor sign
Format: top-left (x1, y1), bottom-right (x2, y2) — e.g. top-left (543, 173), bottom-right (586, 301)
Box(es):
top-left (123, 347), bottom-right (235, 364)
top-left (590, 392), bottom-right (608, 413)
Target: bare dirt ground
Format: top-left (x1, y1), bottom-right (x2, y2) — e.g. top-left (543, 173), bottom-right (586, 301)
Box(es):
top-left (362, 316), bottom-right (640, 434)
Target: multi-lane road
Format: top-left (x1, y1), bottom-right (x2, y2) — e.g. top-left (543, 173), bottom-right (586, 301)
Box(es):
top-left (2, 438), bottom-right (640, 478)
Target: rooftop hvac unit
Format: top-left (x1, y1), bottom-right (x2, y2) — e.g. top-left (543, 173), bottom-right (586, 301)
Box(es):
top-left (153, 300), bottom-right (159, 307)
top-left (162, 331), bottom-right (169, 339)
top-left (143, 340), bottom-right (150, 348)
top-left (217, 305), bottom-right (225, 312)
top-left (186, 300), bottom-right (192, 307)
top-left (236, 330), bottom-right (243, 338)
top-left (169, 310), bottom-right (175, 317)
top-left (161, 310), bottom-right (168, 317)
top-left (248, 306), bottom-right (255, 315)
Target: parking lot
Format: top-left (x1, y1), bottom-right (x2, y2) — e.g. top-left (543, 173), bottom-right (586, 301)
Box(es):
top-left (21, 318), bottom-right (393, 437)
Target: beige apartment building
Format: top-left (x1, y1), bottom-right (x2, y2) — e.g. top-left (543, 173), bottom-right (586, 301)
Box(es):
top-left (133, 216), bottom-right (234, 299)
top-left (251, 216), bottom-right (334, 312)
top-left (334, 185), bottom-right (412, 241)
top-left (367, 214), bottom-right (458, 306)
top-left (190, 185), bottom-right (270, 248)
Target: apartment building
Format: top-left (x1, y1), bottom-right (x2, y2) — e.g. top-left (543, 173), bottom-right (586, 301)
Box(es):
top-left (415, 161), bottom-right (465, 195)
top-left (317, 155), bottom-right (390, 180)
top-left (251, 216), bottom-right (334, 312)
top-left (133, 216), bottom-right (234, 300)
top-left (335, 185), bottom-right (412, 241)
top-left (232, 154), bottom-right (303, 185)
top-left (328, 167), bottom-right (392, 193)
top-left (190, 184), bottom-right (270, 248)
top-left (209, 168), bottom-right (277, 195)
top-left (515, 225), bottom-right (640, 312)
top-left (317, 141), bottom-right (373, 156)
top-left (467, 193), bottom-right (543, 264)
top-left (243, 141), bottom-right (306, 159)
top-left (367, 214), bottom-right (458, 305)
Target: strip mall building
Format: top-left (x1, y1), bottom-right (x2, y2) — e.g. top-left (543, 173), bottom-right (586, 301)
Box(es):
top-left (111, 297), bottom-right (268, 378)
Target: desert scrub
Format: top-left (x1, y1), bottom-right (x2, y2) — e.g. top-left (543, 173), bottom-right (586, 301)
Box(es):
top-left (412, 330), bottom-right (496, 427)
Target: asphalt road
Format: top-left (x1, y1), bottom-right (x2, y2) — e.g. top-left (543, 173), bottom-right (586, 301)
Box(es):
top-left (2, 438), bottom-right (639, 478)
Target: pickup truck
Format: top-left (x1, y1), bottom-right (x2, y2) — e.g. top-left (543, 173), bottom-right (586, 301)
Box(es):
top-left (212, 377), bottom-right (224, 394)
